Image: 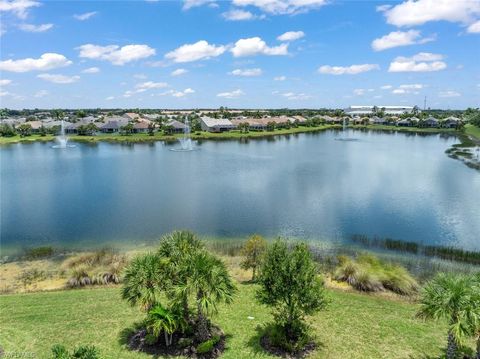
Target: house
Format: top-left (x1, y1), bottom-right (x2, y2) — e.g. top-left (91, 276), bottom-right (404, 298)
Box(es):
top-left (133, 122), bottom-right (150, 133)
top-left (396, 118), bottom-right (412, 127)
top-left (322, 115), bottom-right (342, 124)
top-left (124, 113), bottom-right (141, 121)
top-left (443, 116), bottom-right (461, 128)
top-left (370, 116), bottom-right (387, 125)
top-left (291, 115), bottom-right (307, 124)
top-left (101, 121), bottom-right (120, 133)
top-left (200, 117), bottom-right (235, 132)
top-left (165, 120), bottom-right (187, 133)
top-left (424, 116), bottom-right (439, 128)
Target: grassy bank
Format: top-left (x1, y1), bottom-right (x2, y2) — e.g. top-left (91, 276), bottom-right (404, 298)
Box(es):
top-left (465, 124), bottom-right (480, 142)
top-left (0, 283), bottom-right (459, 359)
top-left (0, 125), bottom-right (340, 145)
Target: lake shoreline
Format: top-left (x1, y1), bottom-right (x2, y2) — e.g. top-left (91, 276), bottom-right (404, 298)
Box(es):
top-left (0, 124), bottom-right (468, 146)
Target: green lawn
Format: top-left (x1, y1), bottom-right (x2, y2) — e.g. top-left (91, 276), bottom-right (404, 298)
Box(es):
top-left (465, 124), bottom-right (480, 141)
top-left (0, 284), bottom-right (458, 359)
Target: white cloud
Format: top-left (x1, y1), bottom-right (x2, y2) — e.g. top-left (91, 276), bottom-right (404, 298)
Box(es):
top-left (392, 83), bottom-right (424, 94)
top-left (0, 0), bottom-right (41, 19)
top-left (106, 96), bottom-right (115, 100)
top-left (230, 68), bottom-right (262, 76)
top-left (182, 0), bottom-right (216, 10)
top-left (371, 30), bottom-right (435, 51)
top-left (0, 79), bottom-right (12, 86)
top-left (37, 73), bottom-right (80, 84)
top-left (171, 68), bottom-right (188, 76)
top-left (135, 81), bottom-right (168, 90)
top-left (74, 11), bottom-right (97, 21)
top-left (277, 31), bottom-right (305, 42)
top-left (133, 73), bottom-right (147, 80)
top-left (380, 85), bottom-right (392, 90)
top-left (467, 20), bottom-right (480, 33)
top-left (232, 0), bottom-right (327, 15)
top-left (388, 52), bottom-right (447, 72)
top-left (222, 9), bottom-right (264, 20)
top-left (18, 23), bottom-right (53, 32)
top-left (318, 63), bottom-right (379, 75)
top-left (231, 37), bottom-right (288, 57)
top-left (34, 89), bottom-right (48, 97)
top-left (82, 67), bottom-right (100, 74)
top-left (77, 44), bottom-right (156, 65)
top-left (380, 0), bottom-right (480, 27)
top-left (171, 88), bottom-right (195, 97)
top-left (165, 40), bottom-right (226, 63)
top-left (0, 23), bottom-right (6, 36)
top-left (0, 91), bottom-right (11, 96)
top-left (439, 90), bottom-right (461, 97)
top-left (282, 92), bottom-right (311, 100)
top-left (217, 89), bottom-right (244, 99)
top-left (0, 53), bottom-right (72, 72)
top-left (376, 4), bottom-right (392, 12)
top-left (274, 75), bottom-right (286, 81)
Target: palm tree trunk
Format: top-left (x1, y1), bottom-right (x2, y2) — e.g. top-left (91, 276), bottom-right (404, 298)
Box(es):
top-left (196, 292), bottom-right (210, 342)
top-left (164, 331), bottom-right (169, 347)
top-left (446, 331), bottom-right (457, 359)
top-left (476, 335), bottom-right (480, 359)
top-left (183, 295), bottom-right (190, 323)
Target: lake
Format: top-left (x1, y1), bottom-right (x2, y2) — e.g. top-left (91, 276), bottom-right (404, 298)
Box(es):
top-left (1, 129), bottom-right (479, 252)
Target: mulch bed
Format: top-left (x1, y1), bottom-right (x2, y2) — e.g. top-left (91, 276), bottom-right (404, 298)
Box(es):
top-left (260, 334), bottom-right (316, 358)
top-left (128, 327), bottom-right (225, 359)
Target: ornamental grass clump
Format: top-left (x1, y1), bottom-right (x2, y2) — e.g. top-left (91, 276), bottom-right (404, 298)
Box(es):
top-left (334, 254), bottom-right (418, 295)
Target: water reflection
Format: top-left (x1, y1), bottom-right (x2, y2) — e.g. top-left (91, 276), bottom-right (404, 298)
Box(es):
top-left (1, 130), bottom-right (479, 250)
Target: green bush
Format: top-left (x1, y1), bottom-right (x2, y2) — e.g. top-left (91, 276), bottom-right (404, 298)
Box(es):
top-left (196, 335), bottom-right (220, 354)
top-left (266, 322), bottom-right (312, 354)
top-left (51, 344), bottom-right (101, 359)
top-left (334, 254), bottom-right (418, 295)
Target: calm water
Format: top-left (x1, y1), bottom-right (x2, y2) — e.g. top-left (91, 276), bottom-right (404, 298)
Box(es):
top-left (1, 130), bottom-right (479, 251)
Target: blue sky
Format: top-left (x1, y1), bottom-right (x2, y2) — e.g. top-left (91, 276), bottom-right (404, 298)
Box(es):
top-left (0, 0), bottom-right (479, 109)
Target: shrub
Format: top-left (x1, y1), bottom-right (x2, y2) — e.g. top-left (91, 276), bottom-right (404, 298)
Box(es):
top-left (67, 268), bottom-right (93, 288)
top-left (240, 234), bottom-right (267, 281)
top-left (17, 269), bottom-right (47, 289)
top-left (51, 344), bottom-right (101, 359)
top-left (257, 240), bottom-right (327, 352)
top-left (265, 322), bottom-right (311, 354)
top-left (196, 335), bottom-right (220, 354)
top-left (334, 254), bottom-right (418, 295)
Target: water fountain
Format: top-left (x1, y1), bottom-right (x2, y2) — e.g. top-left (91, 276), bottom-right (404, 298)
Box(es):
top-left (52, 120), bottom-right (75, 148)
top-left (335, 117), bottom-right (358, 141)
top-left (170, 117), bottom-right (195, 152)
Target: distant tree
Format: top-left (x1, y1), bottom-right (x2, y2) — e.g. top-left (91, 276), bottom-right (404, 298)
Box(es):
top-left (240, 234), bottom-right (267, 281)
top-left (17, 123), bottom-right (32, 137)
top-left (412, 105), bottom-right (420, 116)
top-left (76, 110), bottom-right (87, 118)
top-left (148, 123), bottom-right (155, 136)
top-left (120, 123), bottom-right (134, 135)
top-left (0, 123), bottom-right (16, 137)
top-left (266, 121), bottom-right (276, 131)
top-left (257, 240), bottom-right (327, 351)
top-left (238, 122), bottom-right (250, 133)
top-left (39, 125), bottom-right (47, 137)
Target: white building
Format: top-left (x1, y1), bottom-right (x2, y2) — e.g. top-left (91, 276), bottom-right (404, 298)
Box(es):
top-left (345, 106), bottom-right (414, 116)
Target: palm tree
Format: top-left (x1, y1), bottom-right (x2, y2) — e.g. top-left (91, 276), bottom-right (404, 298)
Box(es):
top-left (146, 304), bottom-right (185, 346)
top-left (157, 230), bottom-right (204, 321)
top-left (470, 273), bottom-right (480, 359)
top-left (417, 273), bottom-right (477, 359)
top-left (179, 251), bottom-right (236, 342)
top-left (121, 253), bottom-right (170, 311)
